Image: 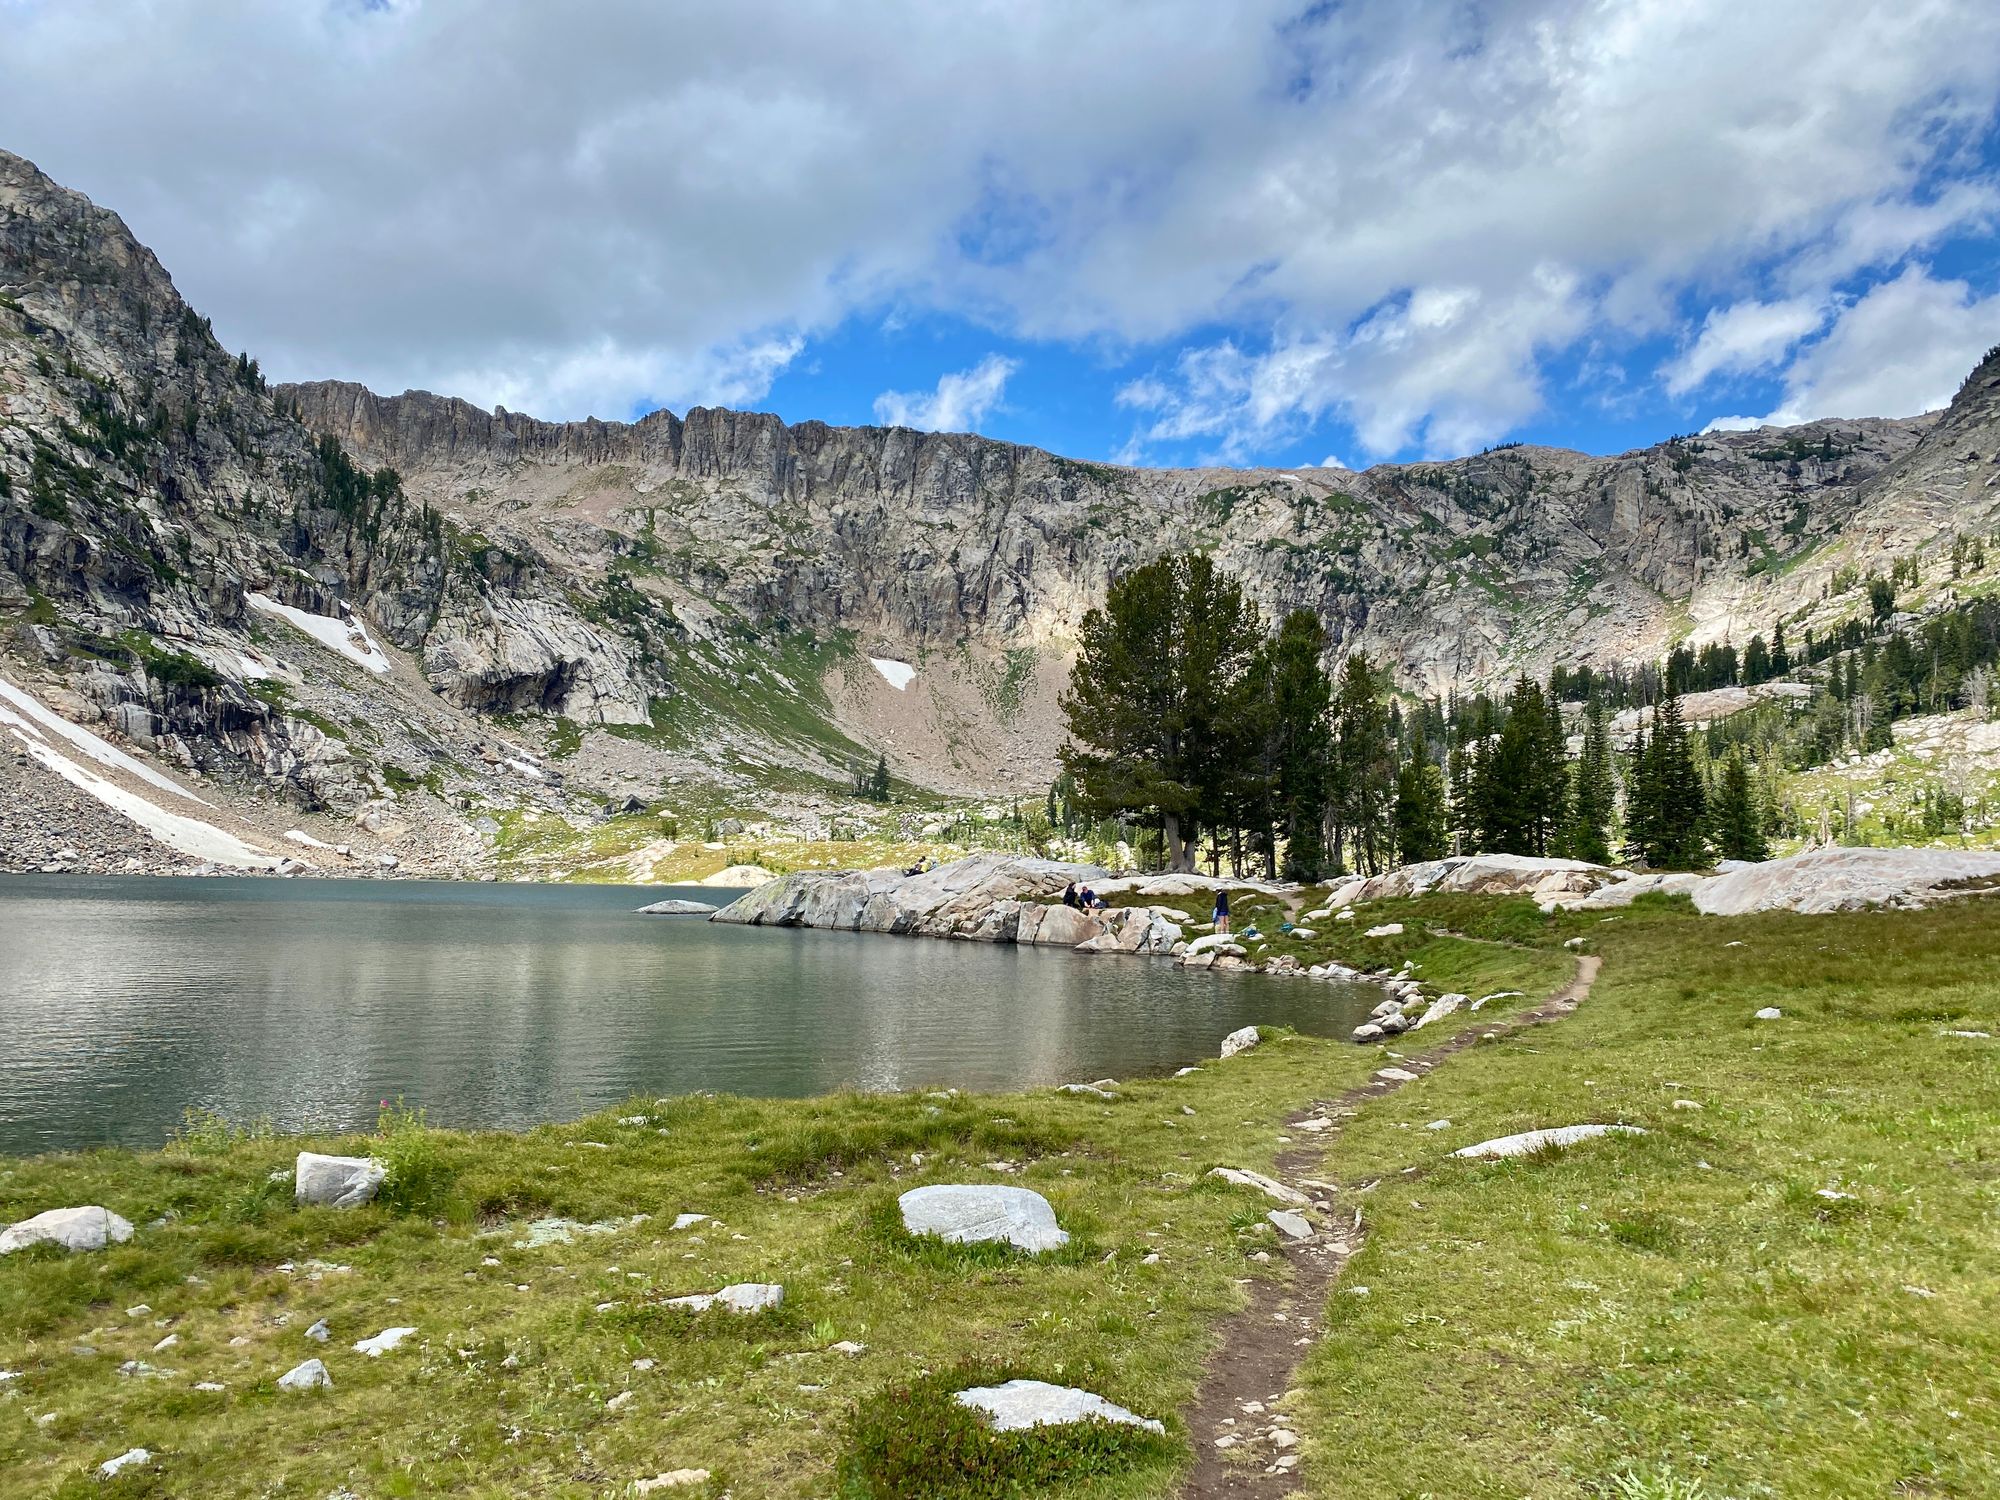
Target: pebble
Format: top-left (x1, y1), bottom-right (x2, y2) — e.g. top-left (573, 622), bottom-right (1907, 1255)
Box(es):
top-left (606, 1391), bottom-right (634, 1411)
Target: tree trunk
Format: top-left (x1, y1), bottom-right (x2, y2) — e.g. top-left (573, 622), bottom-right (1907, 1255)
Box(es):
top-left (1163, 812), bottom-right (1195, 873)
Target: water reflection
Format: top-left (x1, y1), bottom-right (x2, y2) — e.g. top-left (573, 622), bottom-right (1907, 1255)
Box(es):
top-left (0, 874), bottom-right (1377, 1153)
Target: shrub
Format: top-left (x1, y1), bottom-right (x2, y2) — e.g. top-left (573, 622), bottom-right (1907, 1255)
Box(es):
top-left (837, 1365), bottom-right (1174, 1499)
top-left (375, 1097), bottom-right (454, 1216)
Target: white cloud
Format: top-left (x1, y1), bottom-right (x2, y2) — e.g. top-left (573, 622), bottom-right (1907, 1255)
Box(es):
top-left (1660, 297), bottom-right (1826, 396)
top-left (0, 0), bottom-right (1995, 442)
top-left (1756, 265), bottom-right (2000, 424)
top-left (873, 354), bottom-right (1019, 433)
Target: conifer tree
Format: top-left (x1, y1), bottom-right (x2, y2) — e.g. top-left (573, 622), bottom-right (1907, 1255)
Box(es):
top-left (1771, 620), bottom-right (1790, 675)
top-left (1621, 722), bottom-right (1655, 864)
top-left (869, 753), bottom-right (891, 802)
top-left (1634, 692), bottom-right (1708, 868)
top-left (1393, 755), bottom-right (1450, 864)
top-left (1267, 610), bottom-right (1332, 880)
top-left (1330, 654), bottom-right (1395, 874)
top-left (1710, 750), bottom-right (1768, 862)
top-left (1563, 697), bottom-right (1616, 863)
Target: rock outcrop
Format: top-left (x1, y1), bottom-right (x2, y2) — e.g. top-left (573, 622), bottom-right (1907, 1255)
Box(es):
top-left (1691, 847), bottom-right (2000, 915)
top-left (712, 854), bottom-right (1108, 942)
top-left (1328, 854), bottom-right (1625, 908)
top-left (954, 1379), bottom-right (1164, 1435)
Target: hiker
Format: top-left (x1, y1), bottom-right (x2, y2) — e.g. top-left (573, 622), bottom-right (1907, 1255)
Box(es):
top-left (1213, 888), bottom-right (1230, 934)
top-left (1062, 881), bottom-right (1081, 909)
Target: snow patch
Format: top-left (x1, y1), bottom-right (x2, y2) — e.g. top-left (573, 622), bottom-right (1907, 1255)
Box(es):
top-left (0, 678), bottom-right (209, 805)
top-left (869, 657), bottom-right (916, 691)
top-left (247, 593), bottom-right (390, 674)
top-left (0, 683), bottom-right (278, 869)
top-left (503, 757), bottom-right (545, 781)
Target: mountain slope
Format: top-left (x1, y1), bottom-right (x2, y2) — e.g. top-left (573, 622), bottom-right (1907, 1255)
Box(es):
top-left (5, 145), bottom-right (2000, 874)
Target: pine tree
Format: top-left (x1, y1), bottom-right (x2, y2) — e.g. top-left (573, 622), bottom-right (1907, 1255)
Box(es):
top-left (1771, 620), bottom-right (1790, 675)
top-left (1267, 611), bottom-right (1332, 881)
top-left (1710, 750), bottom-right (1768, 861)
top-left (868, 753), bottom-right (891, 802)
top-left (1563, 697), bottom-right (1616, 863)
top-left (1636, 692), bottom-right (1709, 868)
top-left (1330, 654), bottom-right (1395, 874)
top-left (1061, 554), bottom-right (1261, 870)
top-left (1393, 755), bottom-right (1450, 864)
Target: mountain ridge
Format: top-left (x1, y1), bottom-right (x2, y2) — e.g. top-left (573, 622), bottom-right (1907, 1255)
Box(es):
top-left (4, 143), bottom-right (1999, 876)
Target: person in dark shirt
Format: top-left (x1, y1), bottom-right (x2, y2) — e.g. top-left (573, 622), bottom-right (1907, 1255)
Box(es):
top-left (1213, 888), bottom-right (1231, 934)
top-left (1062, 882), bottom-right (1081, 909)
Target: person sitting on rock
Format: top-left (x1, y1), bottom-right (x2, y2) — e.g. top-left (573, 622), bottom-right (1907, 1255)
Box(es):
top-left (1062, 881), bottom-right (1081, 909)
top-left (1081, 886), bottom-right (1107, 911)
top-left (1213, 889), bottom-right (1231, 934)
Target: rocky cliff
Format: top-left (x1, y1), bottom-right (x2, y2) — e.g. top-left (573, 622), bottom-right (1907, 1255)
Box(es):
top-left (5, 144), bottom-right (2000, 873)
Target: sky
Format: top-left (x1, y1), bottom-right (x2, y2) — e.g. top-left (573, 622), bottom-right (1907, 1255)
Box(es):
top-left (3, 0), bottom-right (1999, 470)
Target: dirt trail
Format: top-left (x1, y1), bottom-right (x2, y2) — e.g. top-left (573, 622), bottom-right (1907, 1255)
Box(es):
top-left (1175, 956), bottom-right (1603, 1497)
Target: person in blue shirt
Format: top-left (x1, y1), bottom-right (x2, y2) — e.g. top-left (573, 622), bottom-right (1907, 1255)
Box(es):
top-left (1212, 888), bottom-right (1231, 934)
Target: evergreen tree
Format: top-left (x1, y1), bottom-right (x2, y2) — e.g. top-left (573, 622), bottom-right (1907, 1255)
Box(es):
top-left (1330, 654), bottom-right (1395, 874)
top-left (1710, 750), bottom-right (1768, 861)
top-left (1622, 723), bottom-right (1656, 864)
top-left (1563, 697), bottom-right (1616, 863)
top-left (1393, 756), bottom-right (1450, 864)
top-left (1771, 620), bottom-right (1790, 675)
top-left (1633, 692), bottom-right (1708, 868)
top-left (1061, 554), bottom-right (1261, 870)
top-left (1743, 634), bottom-right (1770, 685)
top-left (1473, 677), bottom-right (1567, 854)
top-left (868, 753), bottom-right (891, 802)
top-left (1267, 610), bottom-right (1333, 881)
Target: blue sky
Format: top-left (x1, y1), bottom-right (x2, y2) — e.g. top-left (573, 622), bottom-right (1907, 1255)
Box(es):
top-left (4, 0), bottom-right (1999, 470)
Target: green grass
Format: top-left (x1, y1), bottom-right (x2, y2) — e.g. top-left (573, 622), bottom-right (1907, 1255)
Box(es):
top-left (1292, 894), bottom-right (2000, 1497)
top-left (2, 897), bottom-right (1994, 1496)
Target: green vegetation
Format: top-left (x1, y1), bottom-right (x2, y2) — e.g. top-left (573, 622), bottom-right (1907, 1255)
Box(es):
top-left (1292, 893), bottom-right (1999, 1497)
top-left (1, 896), bottom-right (1994, 1495)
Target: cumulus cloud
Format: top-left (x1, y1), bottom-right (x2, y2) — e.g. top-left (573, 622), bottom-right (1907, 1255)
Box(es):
top-left (1660, 298), bottom-right (1827, 397)
top-left (873, 354), bottom-right (1019, 432)
top-left (1715, 266), bottom-right (2000, 429)
top-left (0, 0), bottom-right (1995, 442)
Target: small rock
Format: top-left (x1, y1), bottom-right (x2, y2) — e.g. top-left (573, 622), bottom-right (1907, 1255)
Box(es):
top-left (1375, 1067), bottom-right (1420, 1084)
top-left (305, 1319), bottom-right (330, 1343)
top-left (635, 1472), bottom-right (712, 1493)
top-left (829, 1340), bottom-right (868, 1355)
top-left (1059, 1083), bottom-right (1118, 1100)
top-left (99, 1449), bottom-right (151, 1478)
top-left (1219, 1025), bottom-right (1262, 1059)
top-left (152, 1334), bottom-right (178, 1352)
top-left (353, 1326), bottom-right (417, 1357)
top-left (1754, 1007), bottom-right (1782, 1021)
top-left (606, 1390), bottom-right (635, 1411)
top-left (1672, 1099), bottom-right (1702, 1111)
top-left (1268, 1210), bottom-right (1313, 1241)
top-left (1363, 923), bottom-right (1404, 937)
top-left (278, 1358), bottom-right (332, 1391)
top-left (670, 1213), bottom-right (709, 1231)
top-left (1208, 1167), bottom-right (1310, 1206)
top-left (665, 1283), bottom-right (784, 1315)
top-left (1425, 1119), bottom-right (1451, 1131)
top-left (632, 1357), bottom-right (657, 1371)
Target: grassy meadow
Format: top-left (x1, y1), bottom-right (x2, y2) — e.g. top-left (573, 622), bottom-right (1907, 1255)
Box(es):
top-left (0, 893), bottom-right (1993, 1498)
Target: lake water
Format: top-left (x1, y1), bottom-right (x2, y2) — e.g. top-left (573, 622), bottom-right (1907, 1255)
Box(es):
top-left (0, 875), bottom-right (1379, 1155)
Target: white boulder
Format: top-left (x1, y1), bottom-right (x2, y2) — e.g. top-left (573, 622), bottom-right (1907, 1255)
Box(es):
top-left (1219, 1025), bottom-right (1261, 1059)
top-left (1268, 1210), bottom-right (1313, 1241)
top-left (278, 1358), bottom-right (333, 1391)
top-left (954, 1378), bottom-right (1164, 1435)
top-left (1754, 1007), bottom-right (1783, 1021)
top-left (665, 1282), bottom-right (785, 1314)
top-left (1452, 1124), bottom-right (1646, 1160)
top-left (1412, 993), bottom-right (1468, 1029)
top-left (0, 1206), bottom-right (134, 1255)
top-left (1363, 923), bottom-right (1404, 938)
top-left (635, 898), bottom-right (719, 915)
top-left (1207, 1167), bottom-right (1309, 1206)
top-left (99, 1449), bottom-right (151, 1479)
top-left (898, 1185), bottom-right (1069, 1253)
top-left (294, 1153), bottom-right (387, 1209)
top-left (353, 1326), bottom-right (417, 1357)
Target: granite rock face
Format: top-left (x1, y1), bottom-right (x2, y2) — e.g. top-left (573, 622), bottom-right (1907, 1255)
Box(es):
top-left (898, 1184), bottom-right (1070, 1254)
top-left (1691, 847), bottom-right (2000, 915)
